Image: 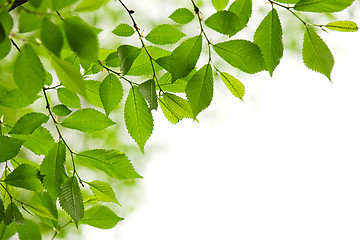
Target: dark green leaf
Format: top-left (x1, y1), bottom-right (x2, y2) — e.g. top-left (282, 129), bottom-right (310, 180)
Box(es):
top-left (17, 219), bottom-right (41, 240)
top-left (9, 112), bottom-right (49, 135)
top-left (0, 198), bottom-right (4, 222)
top-left (205, 11), bottom-right (242, 36)
top-left (0, 222), bottom-right (17, 239)
top-left (99, 74), bottom-right (123, 115)
top-left (117, 45), bottom-right (141, 75)
top-left (112, 23), bottom-right (135, 37)
top-left (169, 8), bottom-right (194, 24)
top-left (325, 21), bottom-right (359, 32)
top-left (138, 79), bottom-right (158, 110)
top-left (52, 104), bottom-right (72, 116)
top-left (145, 24), bottom-right (186, 45)
top-left (0, 136), bottom-right (23, 162)
top-left (88, 181), bottom-right (121, 205)
top-left (51, 0), bottom-right (77, 10)
top-left (294, 0), bottom-right (355, 12)
top-left (220, 72), bottom-right (245, 100)
top-left (4, 164), bottom-right (43, 192)
top-left (41, 18), bottom-right (63, 56)
top-left (80, 205), bottom-right (123, 229)
top-left (0, 39), bottom-right (11, 60)
top-left (212, 0), bottom-right (229, 11)
top-left (29, 0), bottom-right (42, 8)
top-left (4, 203), bottom-right (24, 225)
top-left (57, 87), bottom-right (81, 109)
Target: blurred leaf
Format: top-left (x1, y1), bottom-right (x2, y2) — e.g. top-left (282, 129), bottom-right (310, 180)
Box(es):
top-left (0, 136), bottom-right (24, 163)
top-left (0, 89), bottom-right (39, 109)
top-left (294, 0), bottom-right (355, 12)
top-left (18, 11), bottom-right (42, 33)
top-left (4, 203), bottom-right (24, 225)
top-left (57, 87), bottom-right (81, 109)
top-left (41, 18), bottom-right (63, 56)
top-left (9, 112), bottom-right (49, 135)
top-left (52, 104), bottom-right (72, 116)
top-left (75, 0), bottom-right (107, 12)
top-left (17, 219), bottom-right (41, 240)
top-left (84, 80), bottom-right (102, 107)
top-left (212, 0), bottom-right (229, 11)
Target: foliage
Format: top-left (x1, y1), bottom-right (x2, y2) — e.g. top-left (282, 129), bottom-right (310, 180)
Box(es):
top-left (0, 0), bottom-right (358, 238)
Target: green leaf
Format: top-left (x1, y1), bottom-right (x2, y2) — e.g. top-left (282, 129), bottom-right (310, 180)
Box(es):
top-left (112, 23), bottom-right (135, 37)
top-left (220, 72), bottom-right (245, 100)
top-left (29, 0), bottom-right (42, 8)
top-left (169, 8), bottom-right (194, 24)
top-left (159, 93), bottom-right (193, 124)
top-left (145, 24), bottom-right (186, 45)
top-left (80, 205), bottom-right (123, 229)
top-left (0, 11), bottom-right (12, 44)
top-left (75, 0), bottom-right (107, 12)
top-left (275, 0), bottom-right (298, 3)
top-left (117, 45), bottom-right (141, 75)
top-left (213, 40), bottom-right (266, 74)
top-left (0, 222), bottom-right (17, 239)
top-left (88, 180), bottom-right (121, 206)
top-left (253, 8), bottom-right (283, 76)
top-left (14, 44), bottom-right (45, 98)
top-left (57, 87), bottom-right (81, 109)
top-left (51, 0), bottom-right (77, 10)
top-left (0, 198), bottom-right (4, 222)
top-left (61, 108), bottom-right (115, 133)
top-left (0, 136), bottom-right (23, 163)
top-left (50, 54), bottom-right (86, 97)
top-left (26, 203), bottom-right (57, 221)
top-left (205, 11), bottom-right (242, 36)
top-left (124, 86), bottom-right (154, 152)
top-left (75, 149), bottom-right (142, 179)
top-left (0, 89), bottom-right (39, 109)
top-left (99, 74), bottom-right (123, 115)
top-left (59, 176), bottom-right (84, 226)
top-left (228, 0), bottom-right (252, 29)
top-left (212, 0), bottom-right (229, 11)
top-left (302, 26), bottom-right (334, 80)
top-left (4, 164), bottom-right (42, 192)
top-left (52, 104), bottom-right (72, 116)
top-left (0, 23), bottom-right (5, 43)
top-left (4, 203), bottom-right (24, 225)
top-left (325, 21), bottom-right (359, 32)
top-left (0, 39), bottom-right (11, 60)
top-left (40, 141), bottom-right (67, 198)
top-left (45, 71), bottom-right (53, 86)
top-left (186, 64), bottom-right (213, 117)
top-left (103, 52), bottom-right (120, 67)
top-left (157, 72), bottom-right (192, 93)
top-left (84, 80), bottom-right (102, 107)
top-left (63, 17), bottom-right (99, 62)
top-left (17, 219), bottom-right (41, 240)
top-left (170, 35), bottom-right (202, 80)
top-left (31, 192), bottom-right (58, 222)
top-left (138, 79), bottom-right (158, 110)
top-left (18, 11), bottom-right (42, 33)
top-left (294, 0), bottom-right (355, 12)
top-left (41, 18), bottom-right (63, 56)
top-left (9, 112), bottom-right (49, 135)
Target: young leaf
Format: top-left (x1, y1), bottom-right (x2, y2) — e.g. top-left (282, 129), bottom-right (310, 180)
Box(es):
top-left (169, 8), bottom-right (194, 24)
top-left (170, 35), bottom-right (202, 80)
top-left (41, 18), bottom-right (63, 57)
top-left (253, 8), bottom-right (283, 76)
top-left (212, 0), bottom-right (229, 11)
top-left (205, 11), bottom-right (242, 36)
top-left (57, 87), bottom-right (81, 109)
top-left (4, 164), bottom-right (43, 192)
top-left (294, 0), bottom-right (355, 13)
top-left (84, 80), bottom-right (102, 107)
top-left (61, 108), bottom-right (115, 132)
top-left (52, 104), bottom-right (72, 116)
top-left (26, 203), bottom-right (57, 221)
top-left (4, 203), bottom-right (24, 225)
top-left (138, 79), bottom-right (158, 110)
top-left (75, 149), bottom-right (142, 180)
top-left (88, 180), bottom-right (121, 206)
top-left (186, 64), bottom-right (214, 117)
top-left (228, 0), bottom-right (252, 30)
top-left (213, 40), bottom-right (266, 74)
top-left (117, 45), bottom-right (141, 75)
top-left (220, 72), bottom-right (245, 100)
top-left (13, 44), bottom-right (45, 98)
top-left (302, 27), bottom-right (334, 80)
top-left (75, 0), bottom-right (107, 12)
top-left (157, 71), bottom-right (193, 93)
top-left (0, 136), bottom-right (24, 162)
top-left (40, 141), bottom-right (67, 198)
top-left (145, 24), bottom-right (186, 45)
top-left (0, 89), bottom-right (39, 109)
top-left (124, 86), bottom-right (154, 152)
top-left (112, 23), bottom-right (135, 37)
top-left (9, 112), bottom-right (49, 135)
top-left (325, 21), bottom-right (359, 32)
top-left (59, 176), bottom-right (84, 225)
top-left (80, 205), bottom-right (123, 229)
top-left (17, 219), bottom-right (41, 240)
top-left (159, 93), bottom-right (193, 124)
top-left (63, 17), bottom-right (99, 62)
top-left (99, 74), bottom-right (124, 115)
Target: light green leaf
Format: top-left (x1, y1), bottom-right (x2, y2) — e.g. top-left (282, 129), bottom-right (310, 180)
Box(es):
top-left (75, 0), bottom-right (107, 12)
top-left (80, 205), bottom-right (123, 229)
top-left (325, 21), bottom-right (358, 32)
top-left (75, 149), bottom-right (142, 179)
top-left (112, 23), bottom-right (135, 37)
top-left (0, 89), bottom-right (39, 109)
top-left (0, 222), bottom-right (17, 239)
top-left (51, 0), bottom-right (77, 10)
top-left (57, 87), bottom-right (81, 109)
top-left (186, 64), bottom-right (213, 117)
top-left (41, 18), bottom-right (63, 56)
top-left (4, 203), bottom-right (24, 225)
top-left (159, 93), bottom-right (193, 124)
top-left (0, 198), bottom-right (4, 222)
top-left (205, 11), bottom-right (242, 36)
top-left (212, 0), bottom-right (229, 11)
top-left (29, 0), bottom-right (42, 8)
top-left (9, 112), bottom-right (49, 135)
top-left (84, 80), bottom-right (102, 107)
top-left (52, 104), bottom-right (72, 116)
top-left (17, 219), bottom-right (41, 240)
top-left (145, 24), bottom-right (186, 45)
top-left (63, 17), bottom-right (99, 62)
top-left (88, 181), bottom-right (121, 206)
top-left (220, 72), bottom-right (245, 100)
top-left (124, 86), bottom-right (154, 152)
top-left (275, 0), bottom-right (298, 3)
top-left (0, 136), bottom-right (24, 162)
top-left (157, 71), bottom-right (193, 93)
top-left (170, 35), bottom-right (202, 80)
top-left (103, 52), bottom-right (120, 67)
top-left (40, 141), bottom-right (67, 198)
top-left (138, 79), bottom-right (158, 110)
top-left (169, 8), bottom-right (194, 24)
top-left (294, 0), bottom-right (355, 12)
top-left (117, 45), bottom-right (141, 75)
top-left (0, 11), bottom-right (13, 43)
top-left (213, 40), bottom-right (266, 74)
top-left (100, 74), bottom-right (123, 115)
top-left (61, 108), bottom-right (115, 132)
top-left (59, 176), bottom-right (84, 225)
top-left (4, 164), bottom-right (43, 192)
top-left (0, 39), bottom-right (11, 60)
top-left (26, 203), bottom-right (57, 221)
top-left (302, 26), bottom-right (334, 80)
top-left (228, 0), bottom-right (252, 29)
top-left (14, 44), bottom-right (45, 98)
top-left (253, 8), bottom-right (283, 76)
top-left (19, 11), bottom-right (42, 33)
